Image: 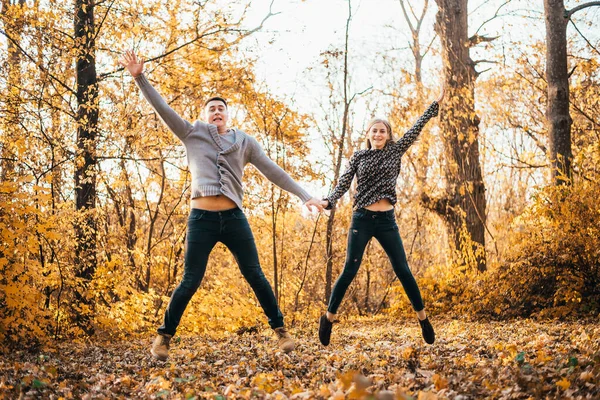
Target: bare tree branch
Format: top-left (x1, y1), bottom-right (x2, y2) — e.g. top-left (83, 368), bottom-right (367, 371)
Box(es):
top-left (398, 0), bottom-right (415, 34)
top-left (92, 0), bottom-right (117, 44)
top-left (0, 28), bottom-right (75, 95)
top-left (569, 19), bottom-right (600, 57)
top-left (348, 86), bottom-right (373, 104)
top-left (473, 0), bottom-right (512, 36)
top-left (565, 1), bottom-right (600, 18)
top-left (570, 99), bottom-right (600, 129)
top-left (473, 59), bottom-right (499, 65)
top-left (100, 1), bottom-right (280, 80)
top-left (422, 33), bottom-right (438, 58)
top-left (509, 118), bottom-right (548, 154)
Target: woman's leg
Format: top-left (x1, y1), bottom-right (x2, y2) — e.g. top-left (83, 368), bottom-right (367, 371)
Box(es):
top-left (375, 218), bottom-right (435, 344)
top-left (319, 211), bottom-right (373, 346)
top-left (327, 223), bottom-right (373, 314)
top-left (374, 222), bottom-right (425, 313)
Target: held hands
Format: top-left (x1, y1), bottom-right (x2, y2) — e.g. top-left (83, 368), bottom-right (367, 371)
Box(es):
top-left (304, 198), bottom-right (325, 213)
top-left (436, 87), bottom-right (445, 104)
top-left (319, 199), bottom-right (329, 209)
top-left (118, 50), bottom-right (144, 78)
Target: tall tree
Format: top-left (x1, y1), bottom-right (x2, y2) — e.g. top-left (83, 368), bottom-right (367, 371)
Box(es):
top-left (324, 0), bottom-right (354, 301)
top-left (431, 0), bottom-right (488, 271)
top-left (396, 0), bottom-right (436, 258)
top-left (543, 0), bottom-right (600, 184)
top-left (398, 0), bottom-right (434, 187)
top-left (73, 0), bottom-right (99, 332)
top-left (1, 0), bottom-right (26, 181)
top-left (398, 0), bottom-right (435, 93)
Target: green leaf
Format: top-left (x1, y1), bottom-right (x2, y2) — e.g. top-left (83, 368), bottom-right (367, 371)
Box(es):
top-left (32, 379), bottom-right (47, 389)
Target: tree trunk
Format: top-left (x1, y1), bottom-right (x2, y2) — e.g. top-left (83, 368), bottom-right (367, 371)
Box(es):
top-left (325, 0), bottom-right (353, 301)
top-left (1, 0), bottom-right (25, 181)
top-left (143, 158), bottom-right (166, 292)
top-left (399, 0), bottom-right (431, 188)
top-left (544, 0), bottom-right (573, 184)
top-left (271, 185), bottom-right (279, 302)
top-left (73, 0), bottom-right (99, 332)
top-left (0, 0), bottom-right (26, 274)
top-left (434, 0), bottom-right (487, 271)
top-left (324, 207), bottom-right (338, 301)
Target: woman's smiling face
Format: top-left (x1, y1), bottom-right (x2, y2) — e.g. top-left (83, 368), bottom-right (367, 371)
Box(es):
top-left (367, 122), bottom-right (390, 149)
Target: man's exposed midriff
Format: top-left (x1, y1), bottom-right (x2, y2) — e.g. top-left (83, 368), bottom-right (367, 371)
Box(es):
top-left (190, 195), bottom-right (237, 211)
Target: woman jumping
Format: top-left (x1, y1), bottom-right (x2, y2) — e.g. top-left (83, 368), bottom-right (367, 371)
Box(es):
top-left (319, 91), bottom-right (444, 346)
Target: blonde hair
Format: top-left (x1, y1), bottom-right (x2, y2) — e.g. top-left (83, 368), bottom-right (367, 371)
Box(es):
top-left (365, 118), bottom-right (394, 149)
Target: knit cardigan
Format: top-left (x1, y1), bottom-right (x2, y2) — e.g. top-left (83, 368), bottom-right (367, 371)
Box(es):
top-left (134, 74), bottom-right (312, 210)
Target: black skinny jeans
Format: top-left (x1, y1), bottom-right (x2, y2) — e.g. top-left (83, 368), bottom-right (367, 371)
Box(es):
top-left (328, 208), bottom-right (425, 314)
top-left (158, 208), bottom-right (284, 336)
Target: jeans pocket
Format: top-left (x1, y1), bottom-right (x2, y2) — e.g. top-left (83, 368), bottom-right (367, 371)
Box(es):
top-left (188, 209), bottom-right (206, 220)
top-left (353, 209), bottom-right (366, 219)
top-left (385, 219), bottom-right (399, 231)
top-left (232, 209), bottom-right (247, 220)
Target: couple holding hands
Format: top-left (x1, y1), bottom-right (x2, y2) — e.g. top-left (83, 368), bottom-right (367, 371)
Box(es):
top-left (119, 50), bottom-right (443, 361)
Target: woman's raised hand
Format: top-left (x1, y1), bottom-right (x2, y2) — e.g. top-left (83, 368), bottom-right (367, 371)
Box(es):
top-left (119, 50), bottom-right (144, 77)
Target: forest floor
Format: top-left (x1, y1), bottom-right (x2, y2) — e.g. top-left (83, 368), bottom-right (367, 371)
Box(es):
top-left (1, 317), bottom-right (598, 399)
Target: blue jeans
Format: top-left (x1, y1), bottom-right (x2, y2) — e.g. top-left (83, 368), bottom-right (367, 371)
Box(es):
top-left (328, 208), bottom-right (425, 314)
top-left (158, 208), bottom-right (284, 335)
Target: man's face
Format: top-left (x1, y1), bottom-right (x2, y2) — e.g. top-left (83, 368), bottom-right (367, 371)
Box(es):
top-left (205, 100), bottom-right (229, 129)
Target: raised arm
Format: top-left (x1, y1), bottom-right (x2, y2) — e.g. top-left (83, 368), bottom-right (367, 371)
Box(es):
top-left (323, 154), bottom-right (358, 210)
top-left (394, 101), bottom-right (439, 155)
top-left (394, 89), bottom-right (444, 155)
top-left (249, 138), bottom-right (323, 212)
top-left (119, 50), bottom-right (192, 140)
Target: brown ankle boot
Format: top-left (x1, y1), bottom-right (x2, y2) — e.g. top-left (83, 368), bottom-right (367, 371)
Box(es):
top-left (274, 327), bottom-right (295, 353)
top-left (151, 334), bottom-right (172, 361)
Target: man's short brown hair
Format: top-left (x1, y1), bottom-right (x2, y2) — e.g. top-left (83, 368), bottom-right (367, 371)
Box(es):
top-left (204, 96), bottom-right (228, 108)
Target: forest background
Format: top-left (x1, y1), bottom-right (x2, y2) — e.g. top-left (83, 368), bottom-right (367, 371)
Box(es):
top-left (1, 0), bottom-right (599, 398)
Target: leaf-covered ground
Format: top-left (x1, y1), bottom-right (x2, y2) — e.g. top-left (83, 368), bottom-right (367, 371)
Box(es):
top-left (1, 318), bottom-right (598, 399)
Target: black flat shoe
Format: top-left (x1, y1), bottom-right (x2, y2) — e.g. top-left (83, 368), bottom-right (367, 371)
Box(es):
top-left (419, 317), bottom-right (435, 344)
top-left (319, 314), bottom-right (334, 346)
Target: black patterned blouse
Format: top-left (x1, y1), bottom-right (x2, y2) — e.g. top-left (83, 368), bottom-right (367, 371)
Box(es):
top-left (324, 101), bottom-right (439, 210)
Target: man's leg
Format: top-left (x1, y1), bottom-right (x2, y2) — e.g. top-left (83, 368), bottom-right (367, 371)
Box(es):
top-left (221, 210), bottom-right (293, 352)
top-left (152, 210), bottom-right (218, 360)
top-left (221, 212), bottom-right (283, 329)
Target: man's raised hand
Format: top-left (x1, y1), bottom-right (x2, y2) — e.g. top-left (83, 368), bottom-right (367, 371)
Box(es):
top-left (119, 50), bottom-right (144, 78)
